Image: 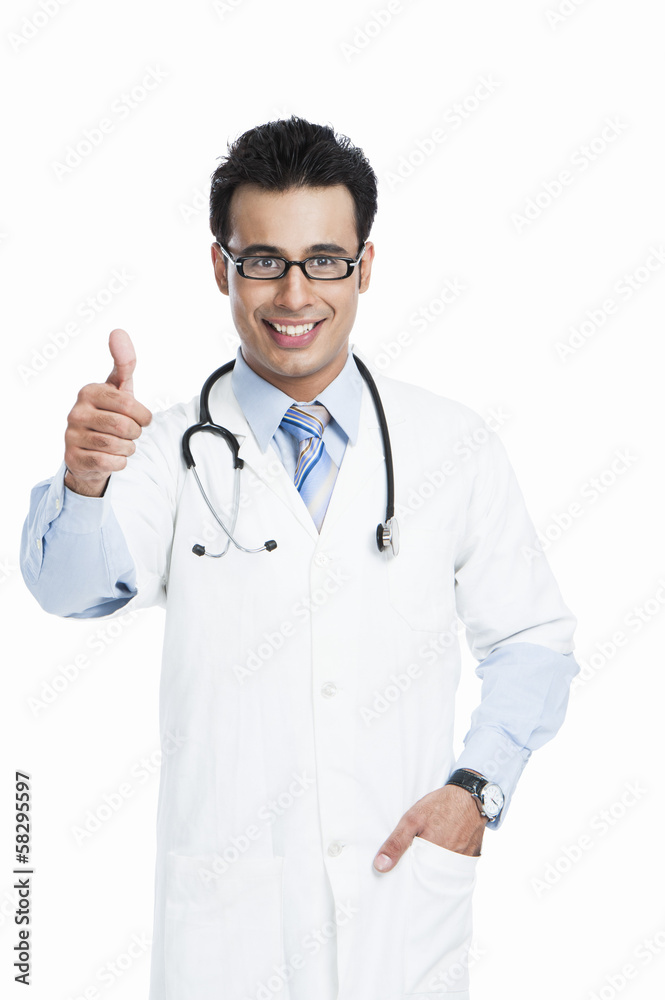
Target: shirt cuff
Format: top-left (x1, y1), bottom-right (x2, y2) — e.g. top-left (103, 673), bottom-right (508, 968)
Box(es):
top-left (61, 475), bottom-right (112, 532)
top-left (21, 461), bottom-right (113, 584)
top-left (453, 727), bottom-right (531, 830)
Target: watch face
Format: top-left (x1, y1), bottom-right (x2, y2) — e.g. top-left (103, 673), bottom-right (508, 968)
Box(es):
top-left (481, 782), bottom-right (504, 819)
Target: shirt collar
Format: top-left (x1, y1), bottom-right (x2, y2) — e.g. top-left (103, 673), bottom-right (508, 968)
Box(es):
top-left (231, 344), bottom-right (363, 452)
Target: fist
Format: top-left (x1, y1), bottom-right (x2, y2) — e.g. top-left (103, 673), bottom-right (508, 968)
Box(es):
top-left (64, 329), bottom-right (152, 497)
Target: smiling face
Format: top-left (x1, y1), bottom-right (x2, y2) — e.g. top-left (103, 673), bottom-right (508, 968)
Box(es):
top-left (211, 183), bottom-right (374, 400)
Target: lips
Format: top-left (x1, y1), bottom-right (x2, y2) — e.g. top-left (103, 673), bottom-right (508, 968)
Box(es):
top-left (262, 318), bottom-right (325, 347)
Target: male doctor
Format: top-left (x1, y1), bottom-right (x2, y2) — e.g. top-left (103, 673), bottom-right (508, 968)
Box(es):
top-left (21, 116), bottom-right (578, 1000)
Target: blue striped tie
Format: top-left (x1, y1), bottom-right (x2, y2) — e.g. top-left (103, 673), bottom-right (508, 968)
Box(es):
top-left (280, 404), bottom-right (339, 531)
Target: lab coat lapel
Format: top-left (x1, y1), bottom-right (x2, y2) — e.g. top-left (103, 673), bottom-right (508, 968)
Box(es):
top-left (318, 378), bottom-right (405, 539)
top-left (238, 432), bottom-right (320, 541)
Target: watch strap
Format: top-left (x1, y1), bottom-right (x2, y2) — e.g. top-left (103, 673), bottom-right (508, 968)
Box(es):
top-left (446, 768), bottom-right (487, 797)
top-left (446, 768), bottom-right (504, 820)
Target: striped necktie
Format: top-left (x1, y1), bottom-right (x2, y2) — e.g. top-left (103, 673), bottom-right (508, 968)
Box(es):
top-left (280, 403), bottom-right (339, 531)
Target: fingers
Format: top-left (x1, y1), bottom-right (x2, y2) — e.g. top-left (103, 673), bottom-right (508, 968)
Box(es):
top-left (67, 421), bottom-right (138, 459)
top-left (64, 409), bottom-right (137, 483)
top-left (66, 449), bottom-right (133, 477)
top-left (64, 378), bottom-right (152, 489)
top-left (106, 328), bottom-right (137, 395)
top-left (76, 382), bottom-right (152, 428)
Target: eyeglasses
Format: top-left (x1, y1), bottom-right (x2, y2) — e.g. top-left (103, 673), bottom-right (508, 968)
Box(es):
top-left (216, 242), bottom-right (367, 280)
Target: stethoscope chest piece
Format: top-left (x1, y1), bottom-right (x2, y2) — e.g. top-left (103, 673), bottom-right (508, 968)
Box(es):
top-left (377, 516), bottom-right (399, 557)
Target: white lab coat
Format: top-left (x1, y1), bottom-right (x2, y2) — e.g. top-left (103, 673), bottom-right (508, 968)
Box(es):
top-left (101, 353), bottom-right (576, 1000)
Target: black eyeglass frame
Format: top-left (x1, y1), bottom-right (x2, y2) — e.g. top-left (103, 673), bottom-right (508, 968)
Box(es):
top-left (215, 241), bottom-right (367, 280)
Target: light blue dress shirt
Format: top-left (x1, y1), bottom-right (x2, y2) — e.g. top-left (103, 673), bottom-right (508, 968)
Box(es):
top-left (232, 344), bottom-right (364, 475)
top-left (20, 344), bottom-right (578, 826)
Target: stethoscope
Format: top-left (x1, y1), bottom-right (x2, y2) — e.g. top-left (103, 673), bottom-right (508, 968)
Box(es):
top-left (182, 354), bottom-right (399, 559)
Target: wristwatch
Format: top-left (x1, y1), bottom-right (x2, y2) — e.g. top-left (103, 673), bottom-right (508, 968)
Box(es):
top-left (445, 768), bottom-right (505, 821)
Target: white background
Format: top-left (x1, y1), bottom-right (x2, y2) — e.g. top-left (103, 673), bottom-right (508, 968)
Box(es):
top-left (1, 1), bottom-right (663, 998)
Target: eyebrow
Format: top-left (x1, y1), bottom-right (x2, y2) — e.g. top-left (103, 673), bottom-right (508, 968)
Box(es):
top-left (235, 242), bottom-right (352, 256)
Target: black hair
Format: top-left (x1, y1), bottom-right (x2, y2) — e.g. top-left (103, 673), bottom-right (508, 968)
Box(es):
top-left (209, 115), bottom-right (378, 252)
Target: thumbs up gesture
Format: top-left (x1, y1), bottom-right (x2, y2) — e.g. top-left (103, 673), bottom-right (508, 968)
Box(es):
top-left (64, 329), bottom-right (153, 497)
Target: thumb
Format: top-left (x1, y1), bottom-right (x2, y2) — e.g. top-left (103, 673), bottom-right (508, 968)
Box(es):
top-left (107, 328), bottom-right (137, 395)
top-left (373, 827), bottom-right (411, 873)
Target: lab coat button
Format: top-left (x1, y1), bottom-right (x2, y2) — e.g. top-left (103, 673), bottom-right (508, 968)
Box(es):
top-left (327, 841), bottom-right (343, 857)
top-left (321, 682), bottom-right (337, 698)
top-left (314, 553), bottom-right (329, 567)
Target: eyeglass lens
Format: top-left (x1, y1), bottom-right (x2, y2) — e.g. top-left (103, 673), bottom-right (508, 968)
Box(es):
top-left (242, 256), bottom-right (350, 279)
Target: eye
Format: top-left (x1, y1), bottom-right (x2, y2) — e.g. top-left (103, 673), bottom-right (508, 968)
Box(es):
top-left (242, 256), bottom-right (284, 277)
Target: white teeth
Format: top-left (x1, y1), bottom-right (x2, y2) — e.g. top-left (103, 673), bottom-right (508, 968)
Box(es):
top-left (269, 321), bottom-right (317, 336)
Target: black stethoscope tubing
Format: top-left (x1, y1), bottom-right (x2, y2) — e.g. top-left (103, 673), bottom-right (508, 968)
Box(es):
top-left (182, 354), bottom-right (398, 556)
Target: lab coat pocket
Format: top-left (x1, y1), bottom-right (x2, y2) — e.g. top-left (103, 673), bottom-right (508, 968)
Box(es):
top-left (404, 835), bottom-right (478, 998)
top-left (387, 524), bottom-right (455, 632)
top-left (164, 852), bottom-right (285, 1000)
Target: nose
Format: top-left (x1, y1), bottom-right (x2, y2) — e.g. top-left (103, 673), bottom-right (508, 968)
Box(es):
top-left (272, 263), bottom-right (316, 313)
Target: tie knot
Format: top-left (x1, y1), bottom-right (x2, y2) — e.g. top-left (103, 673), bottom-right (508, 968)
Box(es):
top-left (281, 403), bottom-right (331, 442)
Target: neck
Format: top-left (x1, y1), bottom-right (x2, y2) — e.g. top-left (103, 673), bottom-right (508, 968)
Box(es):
top-left (243, 351), bottom-right (349, 401)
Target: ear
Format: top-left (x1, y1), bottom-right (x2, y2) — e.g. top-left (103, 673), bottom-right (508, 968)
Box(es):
top-left (358, 241), bottom-right (375, 294)
top-left (211, 242), bottom-right (230, 296)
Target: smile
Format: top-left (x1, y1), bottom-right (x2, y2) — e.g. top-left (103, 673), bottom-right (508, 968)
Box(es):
top-left (265, 320), bottom-right (321, 337)
top-left (262, 319), bottom-right (326, 346)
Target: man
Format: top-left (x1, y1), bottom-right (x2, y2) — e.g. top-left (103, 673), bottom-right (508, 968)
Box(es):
top-left (21, 116), bottom-right (578, 1000)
